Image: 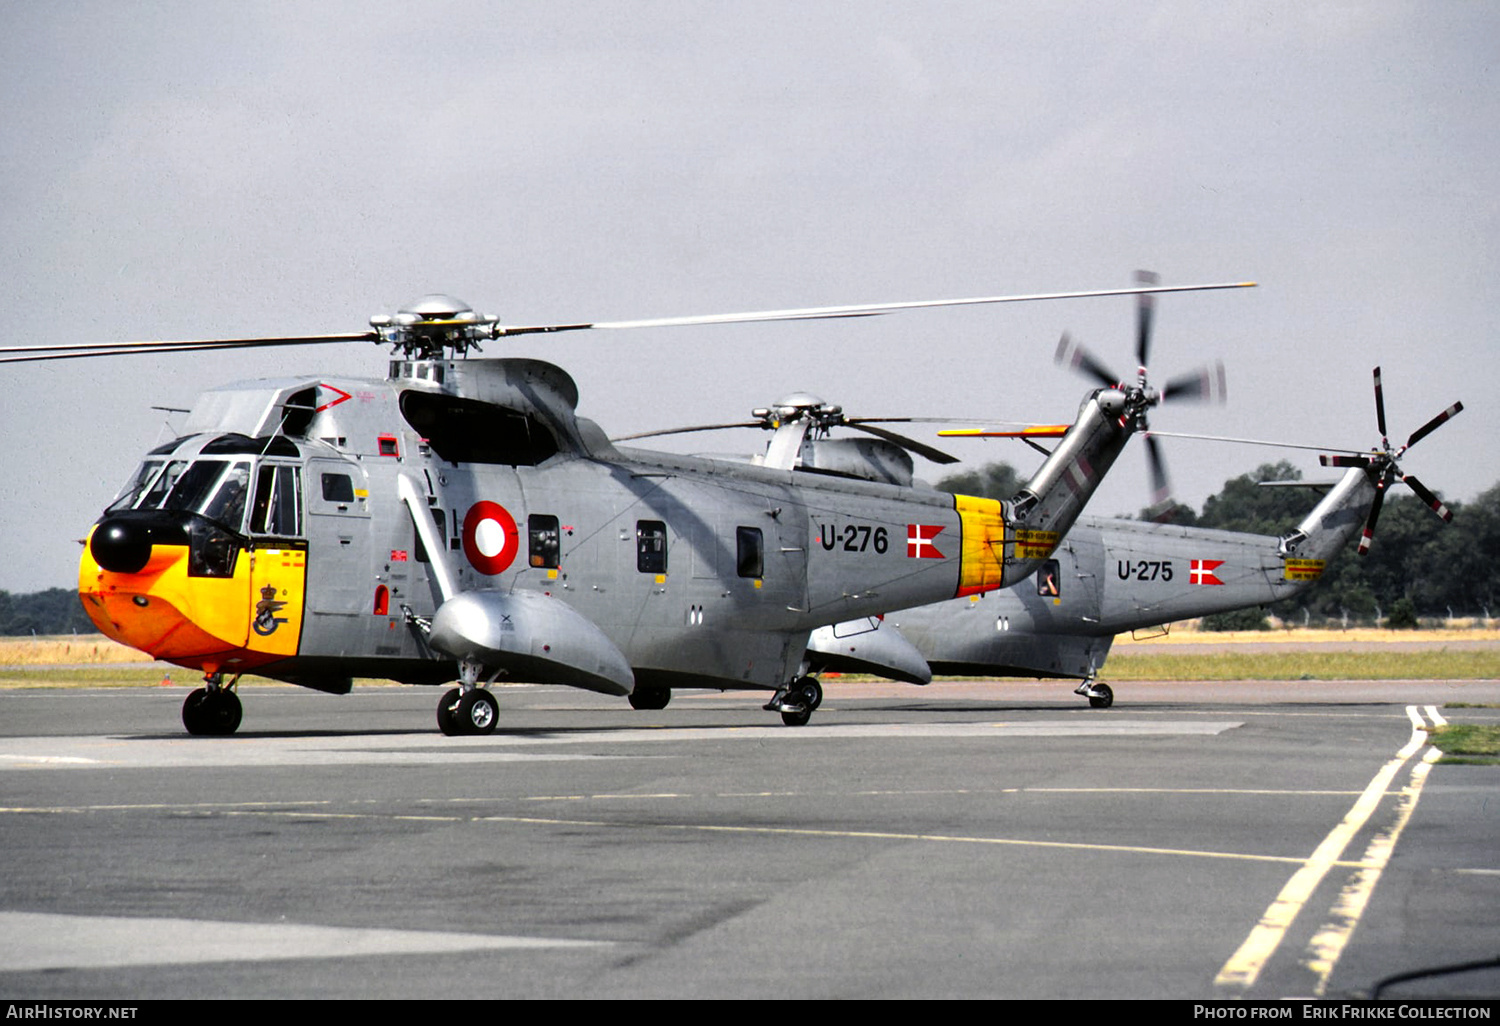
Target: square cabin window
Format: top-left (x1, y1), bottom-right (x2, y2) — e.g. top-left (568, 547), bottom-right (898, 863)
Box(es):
top-left (736, 526), bottom-right (764, 578)
top-left (529, 514), bottom-right (561, 569)
top-left (636, 520), bottom-right (667, 574)
top-left (321, 473), bottom-right (355, 503)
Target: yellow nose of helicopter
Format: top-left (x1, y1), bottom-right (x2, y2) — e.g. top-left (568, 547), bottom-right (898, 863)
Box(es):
top-left (78, 519), bottom-right (305, 674)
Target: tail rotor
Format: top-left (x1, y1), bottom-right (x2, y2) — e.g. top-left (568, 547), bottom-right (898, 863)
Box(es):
top-left (1319, 367), bottom-right (1462, 554)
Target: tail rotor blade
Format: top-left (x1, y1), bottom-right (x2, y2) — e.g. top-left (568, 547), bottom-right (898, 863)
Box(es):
top-left (1405, 401), bottom-right (1463, 450)
top-left (1357, 478), bottom-right (1388, 555)
top-left (1055, 333), bottom-right (1121, 389)
top-left (1144, 433), bottom-right (1171, 508)
top-left (1373, 366), bottom-right (1388, 444)
top-left (1135, 270), bottom-right (1159, 370)
top-left (1403, 474), bottom-right (1455, 523)
top-left (1160, 361), bottom-right (1226, 403)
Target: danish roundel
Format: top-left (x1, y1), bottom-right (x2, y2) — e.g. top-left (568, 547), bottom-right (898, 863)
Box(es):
top-left (462, 501), bottom-right (520, 576)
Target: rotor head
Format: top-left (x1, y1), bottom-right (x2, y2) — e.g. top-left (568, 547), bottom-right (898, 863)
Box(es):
top-left (369, 295), bottom-right (501, 359)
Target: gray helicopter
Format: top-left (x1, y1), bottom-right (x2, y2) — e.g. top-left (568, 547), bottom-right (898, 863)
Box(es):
top-left (7, 279), bottom-right (1253, 735)
top-left (805, 366), bottom-right (1463, 707)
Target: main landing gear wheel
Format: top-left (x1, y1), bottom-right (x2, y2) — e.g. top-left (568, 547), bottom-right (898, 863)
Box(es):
top-left (437, 687), bottom-right (498, 735)
top-left (775, 676), bottom-right (821, 727)
top-left (436, 687), bottom-right (462, 735)
top-left (1087, 683), bottom-right (1114, 709)
top-left (457, 689), bottom-right (499, 735)
top-left (182, 687), bottom-right (242, 736)
top-left (628, 688), bottom-right (671, 711)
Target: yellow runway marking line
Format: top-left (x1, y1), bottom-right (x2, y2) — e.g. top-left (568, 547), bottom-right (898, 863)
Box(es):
top-left (1214, 705), bottom-right (1434, 993)
top-left (1302, 749), bottom-right (1437, 995)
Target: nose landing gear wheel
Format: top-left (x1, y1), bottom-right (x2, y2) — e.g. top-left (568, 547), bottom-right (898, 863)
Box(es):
top-left (1087, 682), bottom-right (1114, 709)
top-left (182, 687), bottom-right (243, 735)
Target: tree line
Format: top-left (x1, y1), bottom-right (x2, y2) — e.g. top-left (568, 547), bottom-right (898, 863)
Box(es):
top-left (0, 588), bottom-right (100, 637)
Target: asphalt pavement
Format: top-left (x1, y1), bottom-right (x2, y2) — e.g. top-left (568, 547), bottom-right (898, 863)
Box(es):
top-left (0, 679), bottom-right (1496, 1000)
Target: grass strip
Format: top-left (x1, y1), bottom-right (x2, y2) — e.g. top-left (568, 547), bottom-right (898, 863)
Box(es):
top-left (1102, 649), bottom-right (1500, 682)
top-left (1424, 723), bottom-right (1500, 765)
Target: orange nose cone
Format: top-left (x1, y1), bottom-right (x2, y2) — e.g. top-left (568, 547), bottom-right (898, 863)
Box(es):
top-left (78, 527), bottom-right (244, 667)
top-left (78, 537), bottom-right (231, 661)
top-left (78, 524), bottom-right (306, 673)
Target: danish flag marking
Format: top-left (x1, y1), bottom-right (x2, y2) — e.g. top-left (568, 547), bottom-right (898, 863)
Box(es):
top-left (1190, 559), bottom-right (1225, 586)
top-left (907, 524), bottom-right (945, 559)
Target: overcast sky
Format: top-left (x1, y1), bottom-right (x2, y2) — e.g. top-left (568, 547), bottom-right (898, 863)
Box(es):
top-left (2, 1), bottom-right (1495, 594)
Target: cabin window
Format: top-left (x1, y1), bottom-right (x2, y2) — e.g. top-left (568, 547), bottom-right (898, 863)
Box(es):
top-left (1037, 559), bottom-right (1061, 597)
top-left (321, 473), bottom-right (355, 503)
top-left (636, 520), bottom-right (667, 574)
top-left (529, 514), bottom-right (561, 569)
top-left (736, 526), bottom-right (764, 578)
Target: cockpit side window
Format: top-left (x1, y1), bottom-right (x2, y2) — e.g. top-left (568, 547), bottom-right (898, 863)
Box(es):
top-left (140, 461), bottom-right (187, 509)
top-left (159, 459), bottom-right (252, 531)
top-left (200, 463), bottom-right (251, 530)
top-left (249, 464), bottom-right (303, 536)
top-left (106, 460), bottom-right (164, 513)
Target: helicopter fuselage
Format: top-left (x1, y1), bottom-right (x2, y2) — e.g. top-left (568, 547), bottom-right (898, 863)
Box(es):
top-left (79, 357), bottom-right (1011, 697)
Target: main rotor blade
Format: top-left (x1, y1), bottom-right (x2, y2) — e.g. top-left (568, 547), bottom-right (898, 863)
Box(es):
top-left (1402, 474), bottom-right (1455, 523)
top-left (612, 421), bottom-right (764, 442)
top-left (1146, 430), bottom-right (1366, 455)
top-left (1373, 366), bottom-right (1388, 443)
top-left (1404, 401), bottom-right (1463, 450)
top-left (500, 281), bottom-right (1258, 336)
top-left (1158, 362), bottom-right (1227, 403)
top-left (0, 333), bottom-right (376, 364)
top-left (1320, 454), bottom-right (1375, 469)
top-left (1135, 270), bottom-right (1159, 370)
top-left (1055, 333), bottom-right (1122, 388)
top-left (5, 281), bottom-right (1258, 361)
top-left (845, 422), bottom-right (961, 465)
top-left (844, 416), bottom-right (977, 426)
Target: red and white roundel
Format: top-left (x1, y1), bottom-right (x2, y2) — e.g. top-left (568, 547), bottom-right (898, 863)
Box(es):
top-left (462, 501), bottom-right (520, 576)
